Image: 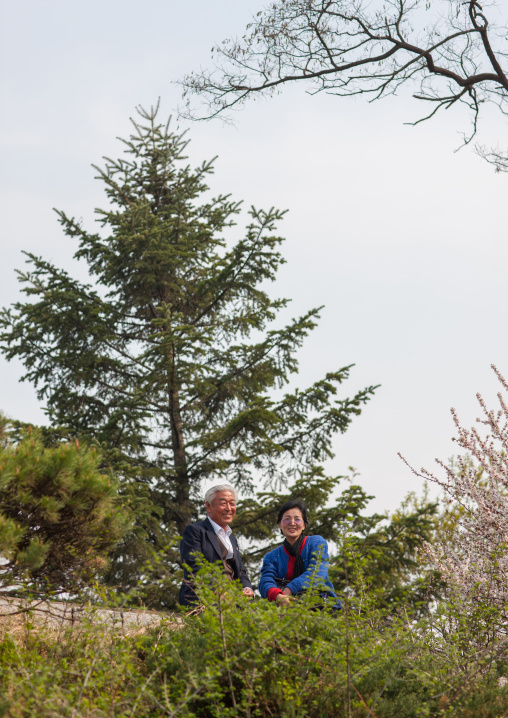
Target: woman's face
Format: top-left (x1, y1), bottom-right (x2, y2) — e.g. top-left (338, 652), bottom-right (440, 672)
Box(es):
top-left (278, 508), bottom-right (305, 544)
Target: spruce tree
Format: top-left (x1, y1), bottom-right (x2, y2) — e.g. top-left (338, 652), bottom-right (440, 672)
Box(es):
top-left (0, 103), bottom-right (376, 598)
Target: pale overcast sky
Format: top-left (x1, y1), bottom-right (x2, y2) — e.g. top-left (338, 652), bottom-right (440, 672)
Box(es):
top-left (0, 0), bottom-right (506, 513)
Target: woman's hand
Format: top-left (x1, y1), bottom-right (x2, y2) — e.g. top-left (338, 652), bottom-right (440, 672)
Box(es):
top-left (242, 587), bottom-right (254, 598)
top-left (276, 593), bottom-right (296, 607)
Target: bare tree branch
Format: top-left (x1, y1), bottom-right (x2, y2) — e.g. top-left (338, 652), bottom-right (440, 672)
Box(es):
top-left (180, 0), bottom-right (507, 151)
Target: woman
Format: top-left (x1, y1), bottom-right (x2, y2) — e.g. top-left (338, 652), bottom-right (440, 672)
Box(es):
top-left (259, 499), bottom-right (340, 609)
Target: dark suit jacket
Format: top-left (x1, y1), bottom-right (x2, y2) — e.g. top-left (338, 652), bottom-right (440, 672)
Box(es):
top-left (178, 517), bottom-right (252, 606)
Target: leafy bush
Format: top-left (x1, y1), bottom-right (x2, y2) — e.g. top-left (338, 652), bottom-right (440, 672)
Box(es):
top-left (1, 558), bottom-right (508, 717)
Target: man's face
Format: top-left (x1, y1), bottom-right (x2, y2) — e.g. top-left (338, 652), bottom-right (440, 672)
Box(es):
top-left (206, 491), bottom-right (237, 528)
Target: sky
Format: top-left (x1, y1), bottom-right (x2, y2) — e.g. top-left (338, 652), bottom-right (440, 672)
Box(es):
top-left (0, 0), bottom-right (506, 515)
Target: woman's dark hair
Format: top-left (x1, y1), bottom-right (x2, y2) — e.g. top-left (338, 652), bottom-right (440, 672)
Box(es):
top-left (277, 499), bottom-right (308, 526)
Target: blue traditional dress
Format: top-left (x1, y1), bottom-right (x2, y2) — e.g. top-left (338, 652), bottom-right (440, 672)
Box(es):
top-left (259, 535), bottom-right (340, 607)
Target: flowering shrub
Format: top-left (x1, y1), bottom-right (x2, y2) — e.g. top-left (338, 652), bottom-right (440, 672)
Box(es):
top-left (402, 366), bottom-right (508, 611)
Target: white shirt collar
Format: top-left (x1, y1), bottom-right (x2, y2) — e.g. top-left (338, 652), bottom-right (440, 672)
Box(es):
top-left (208, 516), bottom-right (232, 537)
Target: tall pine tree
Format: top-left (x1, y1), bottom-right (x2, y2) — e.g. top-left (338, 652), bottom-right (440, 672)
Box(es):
top-left (0, 104), bottom-right (376, 598)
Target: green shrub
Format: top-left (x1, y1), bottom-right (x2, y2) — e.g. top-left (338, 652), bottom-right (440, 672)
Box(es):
top-left (1, 561), bottom-right (508, 717)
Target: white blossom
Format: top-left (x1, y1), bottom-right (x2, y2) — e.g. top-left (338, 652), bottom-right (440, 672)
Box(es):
top-left (401, 366), bottom-right (508, 609)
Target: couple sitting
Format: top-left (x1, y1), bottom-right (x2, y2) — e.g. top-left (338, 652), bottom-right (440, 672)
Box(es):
top-left (178, 484), bottom-right (339, 609)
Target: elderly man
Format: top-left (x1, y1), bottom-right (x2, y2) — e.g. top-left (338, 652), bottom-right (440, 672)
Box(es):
top-left (178, 484), bottom-right (254, 606)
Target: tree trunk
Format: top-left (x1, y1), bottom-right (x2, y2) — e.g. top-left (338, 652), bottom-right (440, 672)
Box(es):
top-left (167, 342), bottom-right (192, 533)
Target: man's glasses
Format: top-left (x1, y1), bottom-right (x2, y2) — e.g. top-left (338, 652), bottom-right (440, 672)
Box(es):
top-left (281, 518), bottom-right (304, 525)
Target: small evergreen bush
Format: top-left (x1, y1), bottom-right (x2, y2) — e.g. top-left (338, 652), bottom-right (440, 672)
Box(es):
top-left (0, 416), bottom-right (127, 595)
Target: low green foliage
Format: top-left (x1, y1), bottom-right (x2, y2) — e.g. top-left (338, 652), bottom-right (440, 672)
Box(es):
top-left (0, 614), bottom-right (142, 717)
top-left (1, 560), bottom-right (508, 717)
